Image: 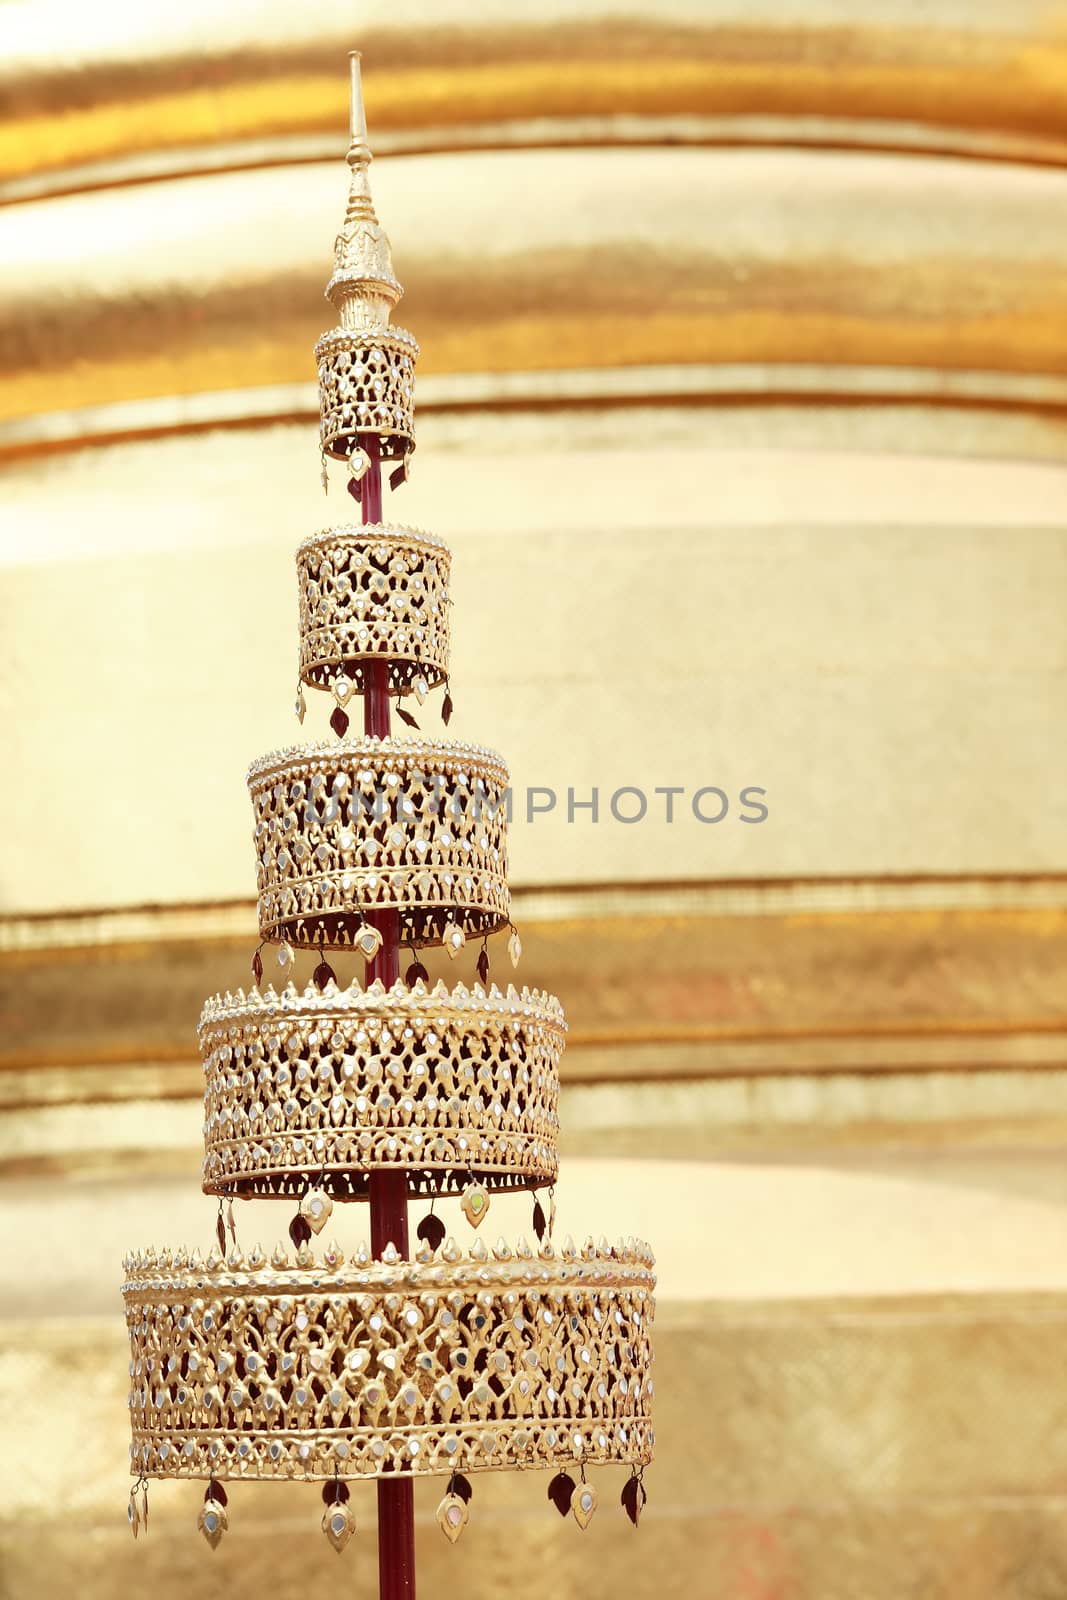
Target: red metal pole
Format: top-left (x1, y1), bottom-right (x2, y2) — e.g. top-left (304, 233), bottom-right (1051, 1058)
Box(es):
top-left (360, 433), bottom-right (416, 1600)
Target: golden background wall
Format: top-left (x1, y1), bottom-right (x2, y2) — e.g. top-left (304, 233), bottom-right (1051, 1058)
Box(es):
top-left (2, 3), bottom-right (1067, 1596)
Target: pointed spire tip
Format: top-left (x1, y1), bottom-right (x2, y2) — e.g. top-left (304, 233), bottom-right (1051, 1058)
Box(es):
top-left (348, 51), bottom-right (369, 153)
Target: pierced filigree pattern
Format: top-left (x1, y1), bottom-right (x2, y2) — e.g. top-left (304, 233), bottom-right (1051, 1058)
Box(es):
top-left (200, 980), bottom-right (564, 1200)
top-left (122, 1241), bottom-right (655, 1483)
top-left (248, 738), bottom-right (510, 950)
top-left (297, 524), bottom-right (451, 697)
top-left (315, 327), bottom-right (417, 462)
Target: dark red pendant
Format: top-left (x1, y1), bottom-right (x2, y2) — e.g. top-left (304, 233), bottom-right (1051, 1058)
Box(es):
top-left (547, 1471), bottom-right (575, 1517)
top-left (416, 1212), bottom-right (446, 1252)
top-left (477, 946), bottom-right (490, 985)
top-left (405, 958), bottom-right (429, 987)
top-left (313, 957), bottom-right (336, 991)
top-left (251, 948), bottom-right (263, 984)
top-left (621, 1476), bottom-right (646, 1527)
top-left (442, 692), bottom-right (453, 725)
top-left (289, 1213), bottom-right (312, 1249)
top-left (532, 1199), bottom-right (547, 1242)
top-left (346, 476), bottom-right (362, 503)
top-left (396, 705), bottom-right (419, 729)
top-left (330, 705), bottom-right (349, 738)
top-left (215, 1212), bottom-right (226, 1255)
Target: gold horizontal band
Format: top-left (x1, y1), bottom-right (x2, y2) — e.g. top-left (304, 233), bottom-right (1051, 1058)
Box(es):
top-left (5, 145), bottom-right (1067, 429)
top-left (5, 10), bottom-right (1067, 192)
top-left (4, 364), bottom-right (1067, 465)
top-left (5, 875), bottom-right (1066, 958)
top-left (11, 112), bottom-right (1067, 210)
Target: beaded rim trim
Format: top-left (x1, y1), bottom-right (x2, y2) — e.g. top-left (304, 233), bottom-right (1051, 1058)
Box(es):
top-left (200, 979), bottom-right (565, 1200)
top-left (295, 522), bottom-right (450, 559)
top-left (123, 1239), bottom-right (655, 1483)
top-left (315, 326), bottom-right (418, 462)
top-left (247, 737), bottom-right (508, 789)
top-left (297, 523), bottom-right (451, 697)
top-left (248, 738), bottom-right (510, 951)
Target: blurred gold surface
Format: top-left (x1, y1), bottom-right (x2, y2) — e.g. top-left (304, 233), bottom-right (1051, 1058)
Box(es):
top-left (2, 2), bottom-right (1067, 1596)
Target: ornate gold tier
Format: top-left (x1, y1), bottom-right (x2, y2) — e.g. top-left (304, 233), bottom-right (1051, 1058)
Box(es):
top-left (297, 522), bottom-right (450, 698)
top-left (315, 326), bottom-right (418, 463)
top-left (122, 1238), bottom-right (655, 1482)
top-left (249, 737), bottom-right (510, 950)
top-left (199, 979), bottom-right (564, 1200)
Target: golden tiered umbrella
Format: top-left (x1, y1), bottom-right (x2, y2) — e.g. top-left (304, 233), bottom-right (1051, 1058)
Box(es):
top-left (121, 52), bottom-right (655, 1596)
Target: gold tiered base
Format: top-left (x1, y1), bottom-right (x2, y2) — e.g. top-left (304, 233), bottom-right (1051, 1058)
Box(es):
top-left (123, 1238), bottom-right (655, 1481)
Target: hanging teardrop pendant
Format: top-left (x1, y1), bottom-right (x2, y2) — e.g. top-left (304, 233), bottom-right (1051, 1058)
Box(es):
top-left (251, 947), bottom-right (263, 985)
top-left (436, 1491), bottom-right (468, 1543)
top-left (295, 685), bottom-right (306, 724)
top-left (198, 1501), bottom-right (228, 1548)
top-left (300, 1187), bottom-right (334, 1235)
top-left (508, 927), bottom-right (522, 968)
top-left (321, 1481), bottom-right (354, 1551)
top-left (277, 940), bottom-right (294, 972)
top-left (443, 921), bottom-right (466, 959)
top-left (460, 1181), bottom-right (490, 1229)
top-left (572, 1481), bottom-right (598, 1530)
top-left (330, 704), bottom-right (350, 738)
top-left (477, 943), bottom-right (490, 985)
top-left (127, 1489), bottom-right (141, 1539)
top-left (198, 1484), bottom-right (228, 1548)
top-left (355, 921), bottom-right (384, 962)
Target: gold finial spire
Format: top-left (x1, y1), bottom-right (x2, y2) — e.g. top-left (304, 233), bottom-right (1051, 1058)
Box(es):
top-left (325, 50), bottom-right (402, 328)
top-left (315, 52), bottom-right (419, 464)
top-left (348, 51), bottom-right (369, 152)
top-left (343, 52), bottom-right (373, 219)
